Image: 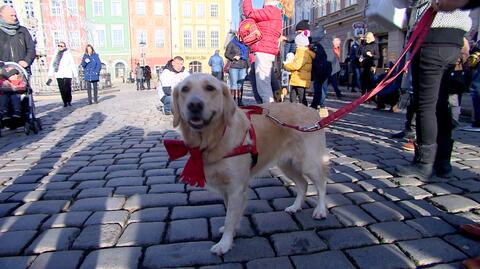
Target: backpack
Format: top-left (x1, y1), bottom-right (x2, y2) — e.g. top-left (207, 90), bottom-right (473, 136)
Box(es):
top-left (238, 18), bottom-right (262, 46)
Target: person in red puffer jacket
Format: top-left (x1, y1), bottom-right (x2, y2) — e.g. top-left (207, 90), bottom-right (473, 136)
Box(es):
top-left (243, 0), bottom-right (282, 103)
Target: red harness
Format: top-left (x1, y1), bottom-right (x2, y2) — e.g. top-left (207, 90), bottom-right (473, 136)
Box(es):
top-left (163, 106), bottom-right (262, 187)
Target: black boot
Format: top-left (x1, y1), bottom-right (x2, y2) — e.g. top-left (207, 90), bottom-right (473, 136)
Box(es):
top-left (396, 143), bottom-right (437, 180)
top-left (434, 138), bottom-right (454, 178)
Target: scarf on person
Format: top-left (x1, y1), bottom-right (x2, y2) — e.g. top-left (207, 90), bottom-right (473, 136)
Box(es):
top-left (53, 49), bottom-right (66, 73)
top-left (0, 17), bottom-right (19, 36)
top-left (232, 37), bottom-right (247, 60)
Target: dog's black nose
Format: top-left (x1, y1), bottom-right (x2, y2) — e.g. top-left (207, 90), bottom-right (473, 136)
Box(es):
top-left (187, 98), bottom-right (204, 114)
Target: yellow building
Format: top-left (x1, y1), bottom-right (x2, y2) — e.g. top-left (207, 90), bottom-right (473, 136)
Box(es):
top-left (171, 0), bottom-right (231, 73)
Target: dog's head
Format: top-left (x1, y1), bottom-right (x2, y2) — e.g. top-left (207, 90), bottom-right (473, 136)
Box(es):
top-left (172, 73), bottom-right (237, 131)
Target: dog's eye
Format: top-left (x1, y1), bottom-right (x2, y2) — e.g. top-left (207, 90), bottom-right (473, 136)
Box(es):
top-left (181, 86), bottom-right (189, 93)
top-left (205, 84), bottom-right (215, 92)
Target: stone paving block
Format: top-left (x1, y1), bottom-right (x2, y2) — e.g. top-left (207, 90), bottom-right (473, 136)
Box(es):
top-left (0, 203), bottom-right (19, 217)
top-left (422, 262), bottom-right (463, 269)
top-left (90, 159), bottom-right (115, 166)
top-left (389, 177), bottom-right (424, 186)
top-left (360, 201), bottom-right (412, 222)
top-left (330, 205), bottom-right (376, 227)
top-left (116, 158), bottom-right (140, 164)
top-left (77, 187), bottom-right (114, 198)
top-left (254, 186), bottom-right (291, 200)
top-left (346, 244), bottom-right (416, 269)
top-left (84, 210), bottom-right (129, 227)
top-left (106, 170), bottom-right (144, 180)
top-left (422, 183), bottom-right (463, 195)
top-left (271, 197), bottom-right (310, 211)
top-left (345, 192), bottom-right (386, 204)
top-left (326, 183), bottom-right (363, 194)
top-left (105, 177), bottom-right (145, 187)
top-left (80, 247), bottom-right (142, 269)
top-left (72, 224), bottom-right (122, 250)
top-left (397, 238), bottom-right (467, 266)
top-left (244, 200), bottom-right (273, 215)
top-left (293, 208), bottom-right (342, 230)
top-left (359, 169), bottom-right (393, 179)
top-left (37, 182), bottom-right (76, 190)
top-left (114, 186), bottom-right (148, 196)
top-left (0, 256), bottom-right (36, 269)
top-left (77, 166), bottom-right (107, 173)
top-left (249, 177), bottom-right (283, 188)
top-left (146, 175), bottom-right (176, 185)
top-left (271, 230), bottom-right (327, 256)
top-left (44, 190), bottom-right (80, 201)
top-left (291, 250), bottom-right (355, 269)
top-left (145, 168), bottom-right (175, 177)
top-left (0, 230), bottom-right (37, 256)
top-left (123, 193), bottom-right (188, 211)
top-left (0, 192), bottom-right (13, 203)
top-left (430, 194), bottom-right (479, 213)
top-left (397, 199), bottom-right (445, 217)
top-left (117, 222), bottom-right (165, 246)
top-left (0, 214), bottom-right (48, 232)
top-left (90, 154), bottom-right (116, 161)
top-left (318, 226), bottom-right (379, 250)
top-left (29, 250), bottom-right (84, 269)
top-left (246, 257), bottom-right (294, 269)
top-left (68, 172), bottom-right (107, 181)
top-left (4, 183), bottom-right (39, 193)
top-left (143, 241), bottom-right (221, 268)
top-left (70, 197), bottom-right (125, 211)
top-left (200, 264), bottom-right (243, 269)
top-left (369, 221), bottom-right (422, 243)
top-left (8, 190), bottom-right (45, 202)
top-left (105, 164), bottom-right (138, 172)
top-left (171, 205), bottom-right (225, 220)
top-left (449, 179), bottom-right (480, 192)
top-left (12, 175), bottom-right (43, 184)
top-left (405, 217), bottom-right (456, 237)
top-left (223, 237), bottom-right (275, 263)
top-left (128, 207), bottom-right (169, 223)
top-left (331, 157), bottom-right (357, 165)
top-left (357, 179), bottom-right (396, 191)
top-left (210, 217), bottom-right (255, 240)
top-left (76, 180), bottom-right (106, 189)
top-left (378, 186), bottom-right (433, 201)
top-left (444, 234), bottom-right (480, 258)
top-left (188, 191), bottom-right (223, 205)
top-left (251, 211), bottom-right (299, 235)
top-left (42, 211), bottom-right (92, 230)
top-left (26, 227), bottom-right (80, 254)
top-left (328, 173), bottom-right (357, 183)
top-left (13, 200), bottom-right (70, 215)
top-left (149, 183), bottom-right (185, 193)
top-left (166, 218), bottom-right (209, 242)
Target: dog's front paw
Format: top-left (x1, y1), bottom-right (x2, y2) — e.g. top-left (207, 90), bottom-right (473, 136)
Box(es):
top-left (210, 240), bottom-right (233, 256)
top-left (284, 205), bottom-right (302, 214)
top-left (312, 205), bottom-right (327, 219)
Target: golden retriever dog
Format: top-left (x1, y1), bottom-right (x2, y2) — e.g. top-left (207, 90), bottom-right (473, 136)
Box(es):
top-left (171, 73), bottom-right (328, 255)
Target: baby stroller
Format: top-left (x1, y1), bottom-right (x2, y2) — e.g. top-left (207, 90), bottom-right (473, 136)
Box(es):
top-left (0, 62), bottom-right (42, 136)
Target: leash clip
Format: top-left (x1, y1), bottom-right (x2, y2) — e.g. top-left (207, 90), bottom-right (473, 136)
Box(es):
top-left (299, 123), bottom-right (320, 132)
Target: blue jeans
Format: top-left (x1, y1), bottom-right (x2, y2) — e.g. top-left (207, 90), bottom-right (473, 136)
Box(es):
top-left (470, 64), bottom-right (480, 124)
top-left (0, 93), bottom-right (22, 117)
top-left (327, 73), bottom-right (342, 97)
top-left (229, 68), bottom-right (246, 90)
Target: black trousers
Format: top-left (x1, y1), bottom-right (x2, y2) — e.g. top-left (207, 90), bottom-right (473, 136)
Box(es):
top-left (411, 45), bottom-right (460, 146)
top-left (290, 86), bottom-right (307, 106)
top-left (86, 81), bottom-right (98, 104)
top-left (57, 78), bottom-right (72, 105)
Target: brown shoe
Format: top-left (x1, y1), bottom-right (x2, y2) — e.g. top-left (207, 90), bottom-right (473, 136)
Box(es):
top-left (463, 258), bottom-right (480, 269)
top-left (459, 224), bottom-right (480, 240)
top-left (402, 140), bottom-right (415, 151)
top-left (390, 105), bottom-right (400, 113)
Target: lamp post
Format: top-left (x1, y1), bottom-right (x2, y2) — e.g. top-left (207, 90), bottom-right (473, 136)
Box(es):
top-left (139, 40), bottom-right (146, 66)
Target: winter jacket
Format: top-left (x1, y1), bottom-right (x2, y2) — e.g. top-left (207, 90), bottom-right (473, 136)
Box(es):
top-left (158, 61), bottom-right (190, 100)
top-left (284, 47), bottom-right (315, 88)
top-left (359, 41), bottom-right (379, 68)
top-left (208, 53), bottom-right (224, 72)
top-left (243, 0), bottom-right (282, 56)
top-left (225, 40), bottom-right (249, 69)
top-left (81, 53), bottom-right (101, 82)
top-left (48, 50), bottom-right (78, 79)
top-left (0, 26), bottom-right (36, 68)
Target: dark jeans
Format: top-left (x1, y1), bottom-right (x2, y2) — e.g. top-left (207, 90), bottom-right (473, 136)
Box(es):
top-left (0, 93), bottom-right (21, 117)
top-left (327, 72), bottom-right (342, 97)
top-left (361, 67), bottom-right (375, 94)
top-left (290, 86), bottom-right (307, 105)
top-left (412, 45), bottom-right (460, 146)
top-left (249, 62), bottom-right (280, 104)
top-left (311, 80), bottom-right (324, 109)
top-left (212, 71), bottom-right (223, 81)
top-left (57, 78), bottom-right (72, 105)
top-left (136, 79), bottom-right (144, 90)
top-left (470, 64), bottom-right (480, 125)
top-left (146, 79), bottom-right (151, 89)
top-left (86, 81), bottom-right (98, 104)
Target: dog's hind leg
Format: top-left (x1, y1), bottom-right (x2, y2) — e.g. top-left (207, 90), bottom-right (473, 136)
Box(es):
top-left (211, 188), bottom-right (247, 255)
top-left (279, 162), bottom-right (308, 214)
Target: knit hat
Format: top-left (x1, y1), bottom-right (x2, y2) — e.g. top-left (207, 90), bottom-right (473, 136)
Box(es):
top-left (295, 30), bottom-right (310, 47)
top-left (295, 20), bottom-right (310, 32)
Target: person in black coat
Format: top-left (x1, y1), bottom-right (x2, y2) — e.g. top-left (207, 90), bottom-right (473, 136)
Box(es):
top-left (358, 32), bottom-right (379, 94)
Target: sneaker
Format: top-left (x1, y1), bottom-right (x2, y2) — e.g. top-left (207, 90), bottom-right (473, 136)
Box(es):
top-left (319, 108), bottom-right (329, 118)
top-left (389, 105), bottom-right (400, 113)
top-left (402, 140), bottom-right (415, 151)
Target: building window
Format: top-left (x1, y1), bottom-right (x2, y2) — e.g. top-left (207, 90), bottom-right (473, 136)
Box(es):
top-left (2, 0), bottom-right (13, 6)
top-left (136, 0), bottom-right (146, 15)
top-left (93, 0), bottom-right (104, 16)
top-left (24, 1), bottom-right (35, 17)
top-left (210, 4), bottom-right (218, 17)
top-left (197, 31), bottom-right (206, 48)
top-left (189, 61), bottom-right (202, 73)
top-left (155, 29), bottom-right (165, 48)
top-left (196, 3), bottom-right (205, 17)
top-left (318, 0), bottom-right (327, 17)
top-left (330, 0), bottom-right (340, 13)
top-left (66, 0), bottom-right (78, 15)
top-left (94, 26), bottom-right (106, 47)
top-left (154, 0), bottom-right (163, 16)
top-left (183, 2), bottom-right (192, 17)
top-left (112, 25), bottom-right (124, 47)
top-left (346, 0), bottom-right (357, 6)
top-left (53, 31), bottom-right (63, 47)
top-left (210, 31), bottom-right (219, 48)
top-left (69, 31), bottom-right (80, 48)
top-left (184, 30), bottom-right (192, 48)
top-left (137, 29), bottom-right (147, 45)
top-left (111, 0), bottom-right (122, 16)
top-left (51, 0), bottom-right (62, 16)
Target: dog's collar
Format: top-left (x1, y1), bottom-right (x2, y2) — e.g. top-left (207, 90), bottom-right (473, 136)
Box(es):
top-left (163, 106), bottom-right (263, 187)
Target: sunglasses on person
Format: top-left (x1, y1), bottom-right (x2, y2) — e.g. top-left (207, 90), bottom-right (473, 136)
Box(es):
top-left (58, 45), bottom-right (65, 48)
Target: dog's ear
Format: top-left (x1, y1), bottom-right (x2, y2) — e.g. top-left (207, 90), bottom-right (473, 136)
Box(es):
top-left (222, 82), bottom-right (237, 126)
top-left (172, 86), bottom-right (181, 127)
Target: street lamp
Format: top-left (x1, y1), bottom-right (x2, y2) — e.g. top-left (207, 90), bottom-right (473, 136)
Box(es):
top-left (139, 40), bottom-right (146, 66)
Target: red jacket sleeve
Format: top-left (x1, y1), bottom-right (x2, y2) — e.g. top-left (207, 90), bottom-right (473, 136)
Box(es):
top-left (243, 0), bottom-right (277, 22)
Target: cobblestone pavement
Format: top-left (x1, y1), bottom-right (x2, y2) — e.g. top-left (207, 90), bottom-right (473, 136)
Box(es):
top-left (0, 82), bottom-right (478, 269)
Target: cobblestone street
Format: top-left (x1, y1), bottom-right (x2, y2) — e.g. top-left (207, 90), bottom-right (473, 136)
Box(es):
top-left (0, 82), bottom-right (478, 269)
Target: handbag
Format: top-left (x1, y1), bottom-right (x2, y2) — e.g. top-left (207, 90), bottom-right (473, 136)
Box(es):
top-left (223, 61), bottom-right (231, 73)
